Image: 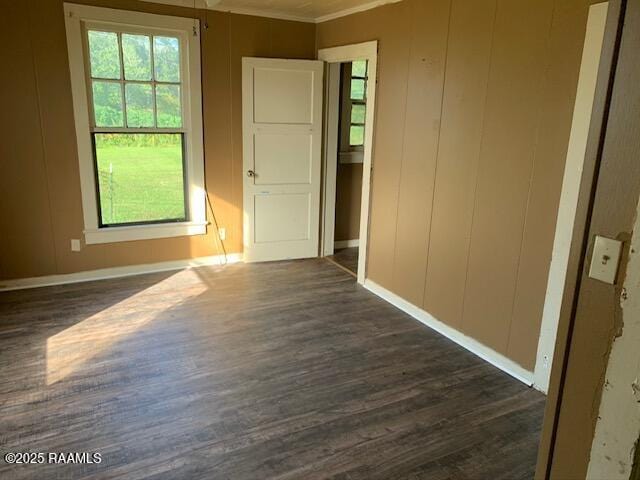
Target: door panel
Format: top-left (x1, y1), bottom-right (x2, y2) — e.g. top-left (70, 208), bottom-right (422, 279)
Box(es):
top-left (242, 58), bottom-right (323, 262)
top-left (253, 68), bottom-right (314, 124)
top-left (253, 134), bottom-right (312, 185)
top-left (254, 194), bottom-right (310, 243)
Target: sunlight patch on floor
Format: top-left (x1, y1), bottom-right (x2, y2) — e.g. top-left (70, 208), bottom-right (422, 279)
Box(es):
top-left (46, 270), bottom-right (208, 385)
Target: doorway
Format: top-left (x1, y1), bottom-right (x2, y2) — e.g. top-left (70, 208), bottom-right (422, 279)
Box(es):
top-left (329, 60), bottom-right (367, 275)
top-left (319, 42), bottom-right (378, 284)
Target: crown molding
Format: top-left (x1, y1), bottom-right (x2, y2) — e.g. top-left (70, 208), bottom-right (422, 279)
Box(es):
top-left (138, 0), bottom-right (315, 22)
top-left (209, 5), bottom-right (315, 23)
top-left (138, 0), bottom-right (405, 24)
top-left (139, 0), bottom-right (207, 8)
top-left (314, 0), bottom-right (403, 23)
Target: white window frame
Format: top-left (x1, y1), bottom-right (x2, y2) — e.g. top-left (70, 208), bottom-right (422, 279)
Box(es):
top-left (64, 3), bottom-right (206, 245)
top-left (338, 61), bottom-right (367, 165)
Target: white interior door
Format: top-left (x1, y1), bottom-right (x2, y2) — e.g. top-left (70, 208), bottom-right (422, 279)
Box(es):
top-left (242, 57), bottom-right (324, 262)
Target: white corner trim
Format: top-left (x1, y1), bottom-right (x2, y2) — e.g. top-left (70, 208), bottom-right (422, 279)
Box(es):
top-left (364, 279), bottom-right (535, 388)
top-left (0, 254), bottom-right (243, 292)
top-left (321, 63), bottom-right (341, 258)
top-left (315, 0), bottom-right (404, 23)
top-left (533, 2), bottom-right (609, 394)
top-left (334, 239), bottom-right (360, 249)
top-left (318, 40), bottom-right (378, 64)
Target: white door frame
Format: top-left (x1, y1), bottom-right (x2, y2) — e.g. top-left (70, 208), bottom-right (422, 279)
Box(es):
top-left (532, 2), bottom-right (608, 392)
top-left (318, 41), bottom-right (378, 285)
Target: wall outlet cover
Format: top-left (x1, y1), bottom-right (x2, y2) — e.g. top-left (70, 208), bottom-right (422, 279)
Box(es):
top-left (71, 239), bottom-right (81, 252)
top-left (589, 235), bottom-right (623, 284)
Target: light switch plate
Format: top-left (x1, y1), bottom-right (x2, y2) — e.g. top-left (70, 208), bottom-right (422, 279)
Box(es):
top-left (589, 235), bottom-right (623, 284)
top-left (71, 239), bottom-right (81, 252)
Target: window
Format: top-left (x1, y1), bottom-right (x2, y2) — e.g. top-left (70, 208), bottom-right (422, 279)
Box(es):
top-left (339, 60), bottom-right (368, 163)
top-left (64, 4), bottom-right (205, 244)
top-left (348, 60), bottom-right (368, 148)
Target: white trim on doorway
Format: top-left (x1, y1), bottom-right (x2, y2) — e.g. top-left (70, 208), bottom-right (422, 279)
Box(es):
top-left (322, 63), bottom-right (341, 259)
top-left (318, 41), bottom-right (378, 285)
top-left (533, 2), bottom-right (609, 393)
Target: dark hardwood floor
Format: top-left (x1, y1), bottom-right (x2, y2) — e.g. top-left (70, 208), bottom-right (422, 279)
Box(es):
top-left (0, 259), bottom-right (545, 479)
top-left (328, 247), bottom-right (359, 275)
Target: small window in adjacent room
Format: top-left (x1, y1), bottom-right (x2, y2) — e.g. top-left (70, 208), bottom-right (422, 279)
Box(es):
top-left (64, 4), bottom-right (206, 244)
top-left (348, 60), bottom-right (368, 148)
top-left (339, 60), bottom-right (368, 164)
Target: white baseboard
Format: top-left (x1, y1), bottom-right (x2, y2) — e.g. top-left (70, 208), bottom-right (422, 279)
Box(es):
top-left (0, 253), bottom-right (243, 292)
top-left (0, 255), bottom-right (533, 389)
top-left (364, 279), bottom-right (536, 388)
top-left (334, 239), bottom-right (359, 249)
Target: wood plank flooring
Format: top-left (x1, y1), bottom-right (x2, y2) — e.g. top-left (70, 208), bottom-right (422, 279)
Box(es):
top-left (328, 247), bottom-right (359, 275)
top-left (0, 259), bottom-right (545, 479)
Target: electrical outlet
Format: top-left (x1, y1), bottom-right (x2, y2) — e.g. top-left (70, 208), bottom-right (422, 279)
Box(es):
top-left (589, 235), bottom-right (623, 284)
top-left (218, 227), bottom-right (226, 241)
top-left (71, 239), bottom-right (81, 252)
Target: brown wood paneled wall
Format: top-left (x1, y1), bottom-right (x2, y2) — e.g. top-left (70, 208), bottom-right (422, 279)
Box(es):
top-left (335, 164), bottom-right (363, 242)
top-left (317, 0), bottom-right (599, 370)
top-left (425, 0), bottom-right (496, 332)
top-left (391, 0), bottom-right (450, 307)
top-left (1, 0), bottom-right (600, 372)
top-left (0, 0), bottom-right (315, 281)
top-left (459, 0), bottom-right (555, 363)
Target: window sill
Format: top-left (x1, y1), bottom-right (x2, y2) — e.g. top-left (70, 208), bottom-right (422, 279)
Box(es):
top-left (339, 151), bottom-right (364, 164)
top-left (84, 221), bottom-right (208, 245)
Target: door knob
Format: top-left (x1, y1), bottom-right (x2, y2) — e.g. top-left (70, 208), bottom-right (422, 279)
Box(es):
top-left (247, 170), bottom-right (255, 177)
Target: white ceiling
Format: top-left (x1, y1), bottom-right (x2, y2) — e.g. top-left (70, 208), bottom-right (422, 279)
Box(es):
top-left (143, 0), bottom-right (402, 23)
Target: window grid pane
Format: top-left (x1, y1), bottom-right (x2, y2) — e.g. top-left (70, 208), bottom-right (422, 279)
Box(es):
top-left (349, 125), bottom-right (365, 146)
top-left (350, 79), bottom-right (366, 101)
top-left (125, 83), bottom-right (154, 128)
top-left (88, 30), bottom-right (183, 130)
top-left (154, 36), bottom-right (181, 83)
top-left (156, 84), bottom-right (182, 128)
top-left (351, 104), bottom-right (366, 124)
top-left (122, 34), bottom-right (152, 81)
top-left (88, 30), bottom-right (121, 80)
top-left (351, 60), bottom-right (368, 78)
top-left (92, 81), bottom-right (124, 127)
top-left (348, 60), bottom-right (368, 150)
